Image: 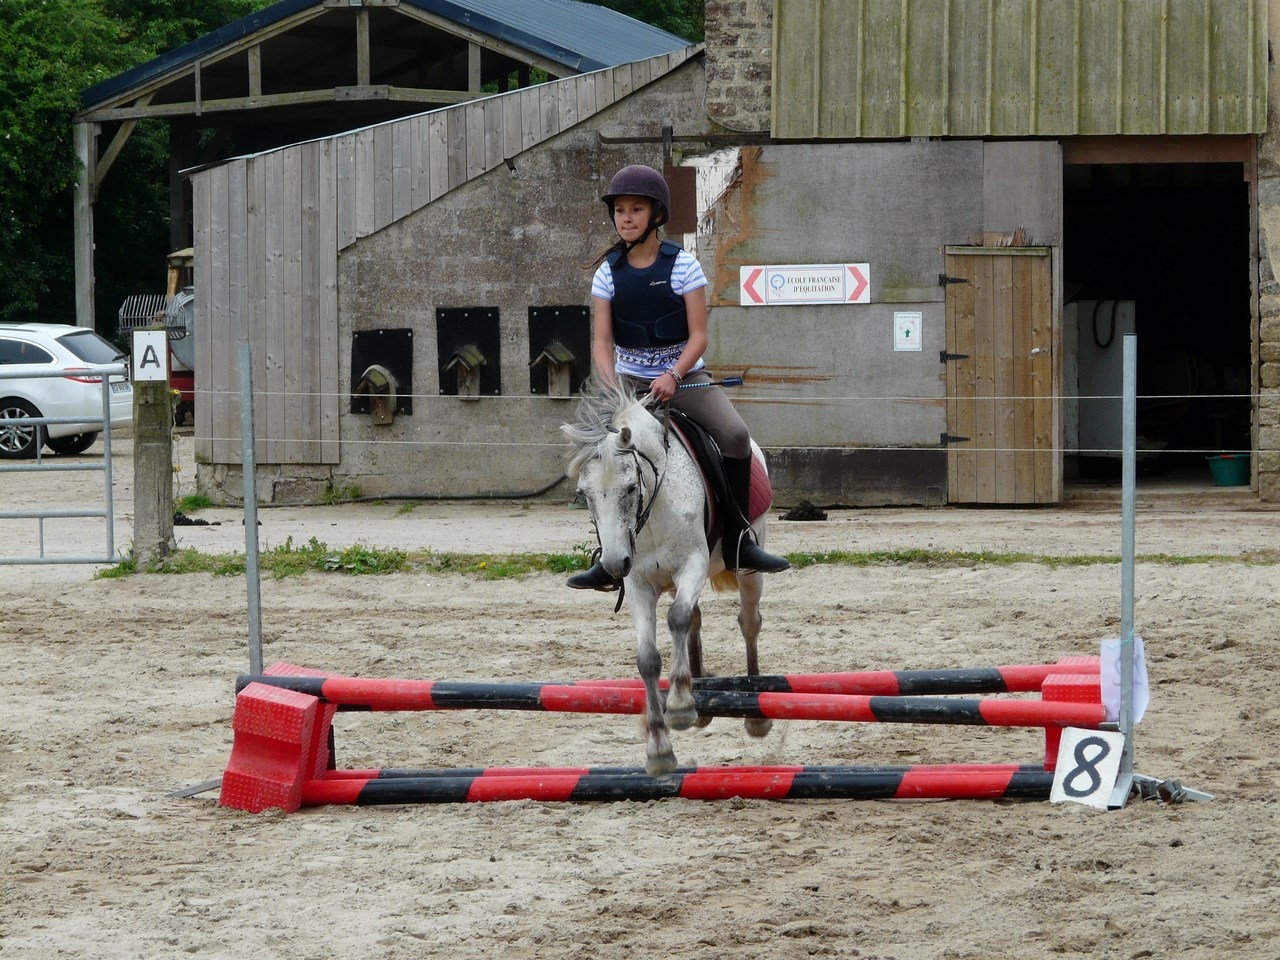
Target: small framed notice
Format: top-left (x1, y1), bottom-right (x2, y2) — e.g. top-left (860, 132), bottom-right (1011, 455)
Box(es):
top-left (894, 311), bottom-right (922, 351)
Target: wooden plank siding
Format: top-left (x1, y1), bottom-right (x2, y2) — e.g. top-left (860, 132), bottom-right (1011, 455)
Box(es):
top-left (945, 248), bottom-right (1056, 505)
top-left (773, 0), bottom-right (1266, 139)
top-left (191, 46), bottom-right (697, 464)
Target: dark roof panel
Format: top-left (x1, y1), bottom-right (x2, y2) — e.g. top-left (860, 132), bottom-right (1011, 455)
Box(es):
top-left (80, 0), bottom-right (689, 108)
top-left (411, 0), bottom-right (689, 72)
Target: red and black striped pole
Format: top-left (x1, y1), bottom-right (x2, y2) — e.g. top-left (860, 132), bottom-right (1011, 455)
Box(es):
top-left (302, 763), bottom-right (1053, 805)
top-left (235, 673), bottom-right (1106, 728)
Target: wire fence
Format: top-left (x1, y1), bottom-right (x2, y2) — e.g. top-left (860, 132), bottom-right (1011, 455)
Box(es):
top-left (177, 385), bottom-right (1266, 458)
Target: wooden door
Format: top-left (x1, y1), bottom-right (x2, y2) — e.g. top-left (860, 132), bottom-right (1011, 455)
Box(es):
top-left (944, 247), bottom-right (1057, 504)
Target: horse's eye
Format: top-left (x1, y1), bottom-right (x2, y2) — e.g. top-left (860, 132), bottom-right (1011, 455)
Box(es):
top-left (626, 483), bottom-right (638, 495)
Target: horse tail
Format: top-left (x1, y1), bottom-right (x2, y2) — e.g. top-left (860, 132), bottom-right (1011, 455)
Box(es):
top-left (709, 569), bottom-right (739, 594)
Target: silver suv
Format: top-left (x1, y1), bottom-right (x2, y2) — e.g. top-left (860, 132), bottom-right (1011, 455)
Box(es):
top-left (0, 323), bottom-right (133, 458)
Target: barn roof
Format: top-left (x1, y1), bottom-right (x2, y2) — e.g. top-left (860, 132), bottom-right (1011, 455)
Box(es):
top-left (80, 0), bottom-right (688, 110)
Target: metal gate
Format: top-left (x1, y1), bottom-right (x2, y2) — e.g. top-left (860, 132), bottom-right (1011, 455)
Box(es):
top-left (943, 247), bottom-right (1058, 504)
top-left (0, 365), bottom-right (124, 565)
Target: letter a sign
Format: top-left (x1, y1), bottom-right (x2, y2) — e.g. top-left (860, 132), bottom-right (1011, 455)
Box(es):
top-left (132, 330), bottom-right (170, 382)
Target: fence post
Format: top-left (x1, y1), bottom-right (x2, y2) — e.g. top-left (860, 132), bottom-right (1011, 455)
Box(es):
top-left (131, 330), bottom-right (175, 568)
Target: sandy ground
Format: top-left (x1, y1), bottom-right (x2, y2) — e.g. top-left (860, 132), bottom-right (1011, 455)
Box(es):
top-left (3, 436), bottom-right (1280, 959)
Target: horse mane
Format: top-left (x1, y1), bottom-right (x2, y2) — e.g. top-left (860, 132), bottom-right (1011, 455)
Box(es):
top-left (561, 378), bottom-right (650, 477)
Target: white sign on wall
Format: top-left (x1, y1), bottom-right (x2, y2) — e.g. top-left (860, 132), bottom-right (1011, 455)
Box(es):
top-left (132, 330), bottom-right (169, 382)
top-left (739, 263), bottom-right (871, 305)
top-left (894, 311), bottom-right (922, 351)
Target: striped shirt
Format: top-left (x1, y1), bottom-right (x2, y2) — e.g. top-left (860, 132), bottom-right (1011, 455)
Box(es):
top-left (592, 248), bottom-right (709, 380)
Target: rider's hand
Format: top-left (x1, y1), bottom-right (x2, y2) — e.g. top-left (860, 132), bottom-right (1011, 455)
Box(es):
top-left (646, 370), bottom-right (679, 402)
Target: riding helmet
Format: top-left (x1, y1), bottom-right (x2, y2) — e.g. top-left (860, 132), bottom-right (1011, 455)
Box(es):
top-left (601, 165), bottom-right (670, 227)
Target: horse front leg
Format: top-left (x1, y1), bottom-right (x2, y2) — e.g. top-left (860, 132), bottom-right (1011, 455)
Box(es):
top-left (663, 567), bottom-right (707, 732)
top-left (687, 603), bottom-right (713, 729)
top-left (737, 569), bottom-right (772, 738)
top-left (629, 586), bottom-right (675, 776)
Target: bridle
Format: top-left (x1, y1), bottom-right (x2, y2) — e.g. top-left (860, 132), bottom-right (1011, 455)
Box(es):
top-left (590, 421), bottom-right (668, 612)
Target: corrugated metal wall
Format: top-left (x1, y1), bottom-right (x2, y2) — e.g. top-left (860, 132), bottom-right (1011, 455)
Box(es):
top-left (773, 0), bottom-right (1266, 139)
top-left (190, 47), bottom-right (696, 466)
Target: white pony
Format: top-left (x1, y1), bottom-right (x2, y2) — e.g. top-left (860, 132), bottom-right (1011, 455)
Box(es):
top-left (562, 379), bottom-right (775, 775)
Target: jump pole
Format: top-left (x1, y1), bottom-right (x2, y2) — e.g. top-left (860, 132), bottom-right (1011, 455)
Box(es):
top-left (570, 658), bottom-right (1099, 696)
top-left (236, 657), bottom-right (1099, 700)
top-left (301, 763), bottom-right (1054, 806)
top-left (233, 673), bottom-right (1107, 729)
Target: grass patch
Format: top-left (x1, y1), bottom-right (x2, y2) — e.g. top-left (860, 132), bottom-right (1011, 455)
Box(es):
top-left (96, 536), bottom-right (407, 579)
top-left (321, 483), bottom-right (363, 505)
top-left (96, 543), bottom-right (1276, 581)
top-left (174, 493), bottom-right (213, 514)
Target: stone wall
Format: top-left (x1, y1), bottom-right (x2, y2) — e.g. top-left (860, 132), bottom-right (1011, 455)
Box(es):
top-left (1256, 5), bottom-right (1280, 502)
top-left (704, 0), bottom-right (772, 133)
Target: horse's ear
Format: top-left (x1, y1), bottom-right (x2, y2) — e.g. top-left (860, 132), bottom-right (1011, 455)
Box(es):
top-left (619, 426), bottom-right (632, 447)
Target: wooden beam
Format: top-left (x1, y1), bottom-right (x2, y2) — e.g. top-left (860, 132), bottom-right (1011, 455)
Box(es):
top-left (81, 85), bottom-right (483, 124)
top-left (81, 84), bottom-right (484, 122)
top-left (1061, 135), bottom-right (1252, 165)
top-left (73, 122), bottom-right (97, 330)
top-left (468, 42), bottom-right (481, 92)
top-left (248, 45), bottom-right (262, 98)
top-left (94, 93), bottom-right (153, 190)
top-left (357, 9), bottom-right (371, 86)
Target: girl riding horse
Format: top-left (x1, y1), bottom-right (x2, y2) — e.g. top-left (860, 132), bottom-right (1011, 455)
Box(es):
top-left (567, 164), bottom-right (789, 591)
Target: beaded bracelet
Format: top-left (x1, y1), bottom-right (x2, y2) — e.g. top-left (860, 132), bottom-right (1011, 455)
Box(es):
top-left (667, 368), bottom-right (683, 384)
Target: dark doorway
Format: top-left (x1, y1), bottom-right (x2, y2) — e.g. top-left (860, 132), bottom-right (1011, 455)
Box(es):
top-left (1063, 162), bottom-right (1252, 485)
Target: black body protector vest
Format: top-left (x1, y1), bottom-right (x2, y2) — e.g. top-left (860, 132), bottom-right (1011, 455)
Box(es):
top-left (608, 240), bottom-right (689, 348)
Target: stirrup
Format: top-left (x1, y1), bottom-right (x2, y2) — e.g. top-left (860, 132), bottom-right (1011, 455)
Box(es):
top-left (733, 538), bottom-right (790, 574)
top-left (567, 561), bottom-right (619, 591)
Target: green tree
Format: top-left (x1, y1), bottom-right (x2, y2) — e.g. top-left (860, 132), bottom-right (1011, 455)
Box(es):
top-left (0, 0), bottom-right (259, 325)
top-left (596, 0), bottom-right (704, 42)
top-left (0, 0), bottom-right (120, 320)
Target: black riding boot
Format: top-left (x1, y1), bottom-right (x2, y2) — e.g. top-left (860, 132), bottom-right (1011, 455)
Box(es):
top-left (722, 456), bottom-right (790, 573)
top-left (567, 560), bottom-right (619, 591)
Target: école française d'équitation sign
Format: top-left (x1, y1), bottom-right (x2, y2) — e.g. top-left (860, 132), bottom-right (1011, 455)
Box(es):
top-left (739, 263), bottom-right (870, 306)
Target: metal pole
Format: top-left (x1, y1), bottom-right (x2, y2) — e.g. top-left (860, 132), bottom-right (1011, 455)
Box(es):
top-left (1111, 334), bottom-right (1138, 806)
top-left (101, 375), bottom-right (115, 561)
top-left (239, 342), bottom-right (263, 675)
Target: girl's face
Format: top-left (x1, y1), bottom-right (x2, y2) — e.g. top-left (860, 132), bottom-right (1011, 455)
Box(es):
top-left (612, 195), bottom-right (654, 242)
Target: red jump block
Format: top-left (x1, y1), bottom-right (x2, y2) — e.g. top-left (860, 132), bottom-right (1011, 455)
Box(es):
top-left (219, 662), bottom-right (339, 813)
top-left (219, 682), bottom-right (318, 813)
top-left (1041, 672), bottom-right (1103, 771)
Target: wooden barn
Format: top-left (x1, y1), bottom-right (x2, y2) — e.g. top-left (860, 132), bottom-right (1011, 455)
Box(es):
top-left (77, 1), bottom-right (1279, 506)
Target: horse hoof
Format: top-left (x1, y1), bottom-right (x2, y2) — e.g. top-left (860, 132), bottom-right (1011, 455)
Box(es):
top-left (744, 717), bottom-right (773, 738)
top-left (695, 715), bottom-right (713, 729)
top-left (647, 751), bottom-right (678, 776)
top-left (665, 706), bottom-right (698, 731)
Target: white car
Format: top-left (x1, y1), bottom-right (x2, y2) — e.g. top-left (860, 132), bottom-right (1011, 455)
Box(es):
top-left (0, 323), bottom-right (133, 458)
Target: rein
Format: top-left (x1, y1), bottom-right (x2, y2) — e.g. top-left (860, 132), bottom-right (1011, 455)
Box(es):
top-left (593, 414), bottom-right (669, 613)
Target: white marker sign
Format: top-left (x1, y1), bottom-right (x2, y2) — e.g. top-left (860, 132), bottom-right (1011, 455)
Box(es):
top-left (132, 330), bottom-right (169, 382)
top-left (1051, 727), bottom-right (1125, 810)
top-left (739, 263), bottom-right (871, 305)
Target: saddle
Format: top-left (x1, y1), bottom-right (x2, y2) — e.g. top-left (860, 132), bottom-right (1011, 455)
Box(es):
top-left (660, 408), bottom-right (773, 546)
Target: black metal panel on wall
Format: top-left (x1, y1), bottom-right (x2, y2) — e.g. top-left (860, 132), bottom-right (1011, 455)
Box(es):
top-left (436, 307), bottom-right (501, 396)
top-left (528, 305), bottom-right (590, 395)
top-left (350, 328), bottom-right (413, 415)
